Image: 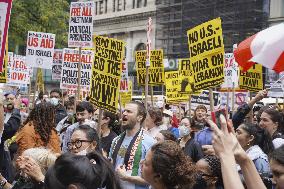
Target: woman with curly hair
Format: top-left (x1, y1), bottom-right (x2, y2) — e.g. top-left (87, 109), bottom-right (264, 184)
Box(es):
top-left (141, 141), bottom-right (196, 189)
top-left (16, 102), bottom-right (61, 155)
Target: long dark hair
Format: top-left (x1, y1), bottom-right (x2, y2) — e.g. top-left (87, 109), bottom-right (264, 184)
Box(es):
top-left (23, 102), bottom-right (55, 145)
top-left (240, 122), bottom-right (274, 154)
top-left (45, 152), bottom-right (122, 189)
top-left (263, 108), bottom-right (284, 135)
top-left (151, 141), bottom-right (196, 189)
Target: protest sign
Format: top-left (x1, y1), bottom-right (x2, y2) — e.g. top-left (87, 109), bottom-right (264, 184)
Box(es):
top-left (190, 90), bottom-right (220, 111)
top-left (52, 49), bottom-right (63, 80)
top-left (0, 0), bottom-right (12, 72)
top-left (135, 50), bottom-right (164, 85)
top-left (8, 55), bottom-right (30, 85)
top-left (120, 60), bottom-right (129, 92)
top-left (220, 91), bottom-right (248, 111)
top-left (68, 1), bottom-right (94, 47)
top-left (90, 35), bottom-right (125, 113)
top-left (187, 18), bottom-right (224, 91)
top-left (221, 53), bottom-right (239, 89)
top-left (165, 71), bottom-right (188, 103)
top-left (120, 81), bottom-right (132, 108)
top-left (67, 89), bottom-right (90, 100)
top-left (26, 31), bottom-right (55, 69)
top-left (60, 48), bottom-right (94, 91)
top-left (239, 64), bottom-right (263, 92)
top-left (178, 58), bottom-right (194, 93)
top-left (0, 38), bottom-right (7, 83)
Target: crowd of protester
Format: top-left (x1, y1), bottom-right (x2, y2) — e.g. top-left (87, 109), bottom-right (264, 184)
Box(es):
top-left (0, 88), bottom-right (283, 189)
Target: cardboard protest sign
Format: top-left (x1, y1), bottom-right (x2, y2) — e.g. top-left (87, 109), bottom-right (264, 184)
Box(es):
top-left (239, 64), bottom-right (263, 92)
top-left (187, 18), bottom-right (224, 91)
top-left (52, 49), bottom-right (63, 80)
top-left (191, 90), bottom-right (220, 111)
top-left (60, 48), bottom-right (94, 91)
top-left (0, 0), bottom-right (12, 72)
top-left (178, 58), bottom-right (194, 93)
top-left (8, 55), bottom-right (30, 85)
top-left (0, 38), bottom-right (7, 83)
top-left (26, 31), bottom-right (55, 69)
top-left (68, 1), bottom-right (94, 47)
top-left (90, 35), bottom-right (125, 113)
top-left (120, 81), bottom-right (132, 108)
top-left (135, 49), bottom-right (164, 85)
top-left (120, 60), bottom-right (129, 92)
top-left (221, 53), bottom-right (239, 89)
top-left (165, 71), bottom-right (188, 103)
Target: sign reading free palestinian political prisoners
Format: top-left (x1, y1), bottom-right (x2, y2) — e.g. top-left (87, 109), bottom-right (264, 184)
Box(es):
top-left (52, 49), bottom-right (63, 80)
top-left (239, 64), bottom-right (263, 92)
top-left (0, 0), bottom-right (12, 72)
top-left (26, 31), bottom-right (55, 69)
top-left (90, 35), bottom-right (125, 113)
top-left (187, 18), bottom-right (224, 91)
top-left (60, 48), bottom-right (94, 91)
top-left (165, 71), bottom-right (189, 103)
top-left (68, 1), bottom-right (94, 47)
top-left (135, 50), bottom-right (164, 85)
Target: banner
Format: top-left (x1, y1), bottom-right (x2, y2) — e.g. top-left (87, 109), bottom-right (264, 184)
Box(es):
top-left (26, 31), bottom-right (56, 69)
top-left (135, 49), bottom-right (164, 85)
top-left (0, 0), bottom-right (12, 72)
top-left (191, 90), bottom-right (220, 111)
top-left (68, 1), bottom-right (94, 47)
top-left (239, 64), bottom-right (263, 92)
top-left (120, 60), bottom-right (128, 92)
top-left (0, 37), bottom-right (7, 83)
top-left (120, 81), bottom-right (132, 108)
top-left (8, 55), bottom-right (30, 85)
top-left (221, 53), bottom-right (239, 89)
top-left (178, 58), bottom-right (194, 93)
top-left (187, 18), bottom-right (224, 91)
top-left (90, 35), bottom-right (125, 113)
top-left (60, 48), bottom-right (94, 91)
top-left (52, 49), bottom-right (63, 80)
top-left (165, 71), bottom-right (188, 103)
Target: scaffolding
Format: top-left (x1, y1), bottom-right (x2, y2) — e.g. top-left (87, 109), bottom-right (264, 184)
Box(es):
top-left (156, 0), bottom-right (270, 59)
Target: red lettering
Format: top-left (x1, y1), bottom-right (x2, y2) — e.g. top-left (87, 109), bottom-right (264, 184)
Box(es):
top-left (120, 80), bottom-right (128, 90)
top-left (40, 38), bottom-right (54, 48)
top-left (28, 37), bottom-right (38, 47)
top-left (71, 8), bottom-right (81, 16)
top-left (82, 7), bottom-right (91, 16)
top-left (121, 61), bottom-right (126, 71)
top-left (17, 73), bottom-right (26, 80)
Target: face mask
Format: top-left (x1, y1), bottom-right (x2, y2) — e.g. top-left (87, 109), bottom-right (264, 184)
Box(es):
top-left (75, 145), bottom-right (91, 156)
top-left (50, 97), bottom-right (59, 106)
top-left (179, 125), bottom-right (190, 137)
top-left (67, 111), bottom-right (74, 118)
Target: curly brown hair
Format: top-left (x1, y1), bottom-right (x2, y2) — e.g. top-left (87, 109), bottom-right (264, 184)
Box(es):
top-left (24, 102), bottom-right (56, 145)
top-left (151, 141), bottom-right (196, 189)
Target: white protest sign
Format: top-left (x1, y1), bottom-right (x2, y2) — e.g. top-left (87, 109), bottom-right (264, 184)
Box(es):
top-left (60, 48), bottom-right (94, 91)
top-left (7, 54), bottom-right (30, 85)
top-left (26, 31), bottom-right (55, 69)
top-left (68, 1), bottom-right (95, 47)
top-left (221, 53), bottom-right (239, 89)
top-left (52, 49), bottom-right (63, 80)
top-left (120, 60), bottom-right (129, 92)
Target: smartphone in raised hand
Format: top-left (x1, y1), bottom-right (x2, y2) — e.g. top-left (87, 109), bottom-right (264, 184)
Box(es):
top-left (211, 108), bottom-right (227, 128)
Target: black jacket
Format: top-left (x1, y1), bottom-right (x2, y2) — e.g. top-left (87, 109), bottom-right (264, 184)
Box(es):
top-left (0, 108), bottom-right (21, 179)
top-left (55, 105), bottom-right (67, 125)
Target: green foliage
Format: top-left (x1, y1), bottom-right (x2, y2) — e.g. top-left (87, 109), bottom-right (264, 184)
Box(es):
top-left (8, 0), bottom-right (70, 53)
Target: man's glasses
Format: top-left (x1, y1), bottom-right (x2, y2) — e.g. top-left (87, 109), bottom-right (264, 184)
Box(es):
top-left (67, 140), bottom-right (92, 150)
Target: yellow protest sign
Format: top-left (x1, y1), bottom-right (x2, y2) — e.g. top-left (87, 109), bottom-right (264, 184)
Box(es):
top-left (239, 64), bottom-right (263, 92)
top-left (187, 17), bottom-right (224, 91)
top-left (36, 68), bottom-right (44, 92)
top-left (135, 49), bottom-right (164, 85)
top-left (120, 81), bottom-right (132, 108)
top-left (0, 38), bottom-right (8, 83)
top-left (165, 71), bottom-right (188, 103)
top-left (90, 35), bottom-right (125, 113)
top-left (178, 58), bottom-right (194, 93)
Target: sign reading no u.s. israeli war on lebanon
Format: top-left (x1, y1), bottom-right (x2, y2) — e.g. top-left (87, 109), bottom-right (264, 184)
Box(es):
top-left (239, 64), bottom-right (263, 92)
top-left (135, 50), bottom-right (164, 85)
top-left (68, 1), bottom-right (94, 48)
top-left (60, 48), bottom-right (94, 91)
top-left (26, 31), bottom-right (55, 69)
top-left (90, 35), bottom-right (125, 113)
top-left (187, 17), bottom-right (224, 91)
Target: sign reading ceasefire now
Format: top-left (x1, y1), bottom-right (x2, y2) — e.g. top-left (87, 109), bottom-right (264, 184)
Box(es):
top-left (187, 17), bottom-right (225, 91)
